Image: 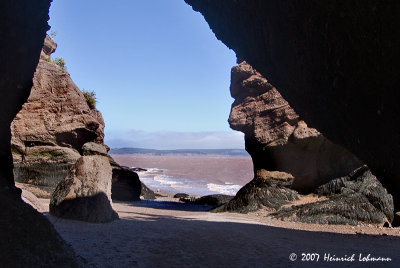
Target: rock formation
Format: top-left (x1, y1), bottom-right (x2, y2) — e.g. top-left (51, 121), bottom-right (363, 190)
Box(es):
top-left (11, 35), bottom-right (155, 203)
top-left (179, 194), bottom-right (234, 208)
top-left (20, 188), bottom-right (47, 212)
top-left (217, 61), bottom-right (393, 225)
top-left (229, 61), bottom-right (362, 192)
top-left (40, 34), bottom-right (57, 60)
top-left (192, 194), bottom-right (234, 208)
top-left (214, 171), bottom-right (299, 213)
top-left (110, 157), bottom-right (156, 201)
top-left (50, 156), bottom-right (119, 223)
top-left (11, 35), bottom-right (105, 195)
top-left (82, 142), bottom-right (108, 156)
top-left (185, 0), bottom-right (400, 211)
top-left (218, 166), bottom-right (393, 225)
top-left (272, 167), bottom-right (393, 225)
top-left (174, 193), bottom-right (190, 199)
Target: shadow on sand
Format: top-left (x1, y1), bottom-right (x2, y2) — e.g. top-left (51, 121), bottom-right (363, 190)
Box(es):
top-left (123, 199), bottom-right (213, 212)
top-left (45, 201), bottom-right (400, 267)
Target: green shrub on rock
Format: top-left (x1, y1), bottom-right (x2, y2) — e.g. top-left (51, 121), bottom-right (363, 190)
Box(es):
top-left (82, 90), bottom-right (97, 109)
top-left (52, 57), bottom-right (66, 70)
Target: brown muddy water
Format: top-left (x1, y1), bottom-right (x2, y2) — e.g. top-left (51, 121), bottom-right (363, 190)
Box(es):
top-left (111, 154), bottom-right (254, 196)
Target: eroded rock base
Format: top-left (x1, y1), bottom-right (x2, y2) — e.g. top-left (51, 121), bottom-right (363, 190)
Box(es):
top-left (272, 167), bottom-right (393, 225)
top-left (217, 167), bottom-right (393, 226)
top-left (213, 171), bottom-right (299, 213)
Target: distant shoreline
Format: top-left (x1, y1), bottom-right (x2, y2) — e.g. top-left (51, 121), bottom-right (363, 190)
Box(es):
top-left (110, 153), bottom-right (251, 159)
top-left (109, 148), bottom-right (250, 157)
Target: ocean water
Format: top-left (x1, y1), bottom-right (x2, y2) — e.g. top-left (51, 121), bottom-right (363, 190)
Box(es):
top-left (111, 154), bottom-right (254, 196)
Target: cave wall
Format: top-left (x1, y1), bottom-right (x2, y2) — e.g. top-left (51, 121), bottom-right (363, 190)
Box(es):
top-left (0, 0), bottom-right (85, 265)
top-left (185, 0), bottom-right (400, 209)
top-left (0, 0), bottom-right (52, 193)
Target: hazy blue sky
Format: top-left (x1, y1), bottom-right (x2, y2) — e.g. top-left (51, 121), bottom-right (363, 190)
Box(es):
top-left (49, 0), bottom-right (243, 149)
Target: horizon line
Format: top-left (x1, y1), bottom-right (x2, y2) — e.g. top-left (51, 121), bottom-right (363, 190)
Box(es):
top-left (109, 147), bottom-right (246, 151)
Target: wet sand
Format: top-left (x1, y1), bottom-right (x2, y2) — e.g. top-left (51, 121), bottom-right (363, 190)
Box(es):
top-left (35, 196), bottom-right (400, 267)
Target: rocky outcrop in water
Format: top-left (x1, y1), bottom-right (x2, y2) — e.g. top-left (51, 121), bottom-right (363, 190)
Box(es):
top-left (50, 156), bottom-right (119, 222)
top-left (185, 0), bottom-right (400, 212)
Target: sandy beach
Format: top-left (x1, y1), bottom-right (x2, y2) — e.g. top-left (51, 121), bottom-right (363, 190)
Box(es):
top-left (31, 195), bottom-right (400, 267)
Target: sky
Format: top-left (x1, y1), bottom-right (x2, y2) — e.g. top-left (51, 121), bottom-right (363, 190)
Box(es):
top-left (48, 0), bottom-right (243, 149)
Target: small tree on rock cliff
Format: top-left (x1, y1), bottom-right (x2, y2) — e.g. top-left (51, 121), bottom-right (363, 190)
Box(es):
top-left (82, 90), bottom-right (97, 109)
top-left (53, 57), bottom-right (66, 70)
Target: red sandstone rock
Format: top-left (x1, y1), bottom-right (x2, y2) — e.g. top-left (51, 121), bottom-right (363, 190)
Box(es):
top-left (229, 61), bottom-right (362, 192)
top-left (11, 53), bottom-right (105, 153)
top-left (50, 156), bottom-right (118, 222)
top-left (11, 36), bottom-right (105, 191)
top-left (40, 34), bottom-right (57, 59)
top-left (11, 35), bottom-right (154, 203)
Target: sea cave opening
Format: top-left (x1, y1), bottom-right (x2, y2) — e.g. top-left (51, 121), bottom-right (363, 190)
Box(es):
top-left (3, 1), bottom-right (400, 266)
top-left (13, 0), bottom-right (376, 212)
top-left (11, 0), bottom-right (255, 201)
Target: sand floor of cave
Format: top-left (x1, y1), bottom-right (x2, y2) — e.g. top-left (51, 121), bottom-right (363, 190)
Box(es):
top-left (38, 197), bottom-right (400, 267)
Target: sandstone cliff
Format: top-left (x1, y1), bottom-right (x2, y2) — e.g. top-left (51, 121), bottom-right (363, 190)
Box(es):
top-left (11, 36), bottom-right (154, 204)
top-left (11, 36), bottom-right (105, 194)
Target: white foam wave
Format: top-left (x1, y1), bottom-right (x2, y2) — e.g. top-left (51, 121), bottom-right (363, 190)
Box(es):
top-left (153, 176), bottom-right (202, 192)
top-left (153, 175), bottom-right (183, 187)
top-left (135, 167), bottom-right (243, 196)
top-left (133, 167), bottom-right (165, 174)
top-left (207, 183), bottom-right (241, 195)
